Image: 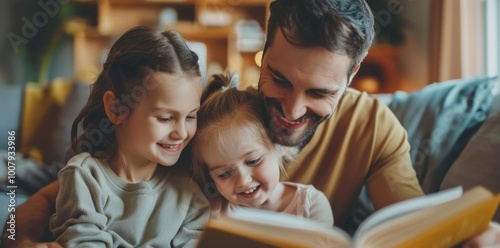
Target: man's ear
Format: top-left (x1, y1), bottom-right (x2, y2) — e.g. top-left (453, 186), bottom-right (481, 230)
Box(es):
top-left (103, 91), bottom-right (123, 125)
top-left (348, 64), bottom-right (361, 86)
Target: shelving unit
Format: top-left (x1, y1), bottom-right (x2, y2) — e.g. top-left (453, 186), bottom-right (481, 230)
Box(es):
top-left (72, 0), bottom-right (271, 89)
top-left (350, 44), bottom-right (403, 93)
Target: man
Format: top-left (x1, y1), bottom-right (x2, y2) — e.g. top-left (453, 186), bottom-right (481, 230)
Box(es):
top-left (258, 0), bottom-right (424, 227)
top-left (257, 0), bottom-right (500, 246)
top-left (3, 0), bottom-right (500, 247)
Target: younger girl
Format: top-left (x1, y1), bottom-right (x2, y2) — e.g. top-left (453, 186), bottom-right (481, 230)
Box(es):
top-left (49, 26), bottom-right (210, 247)
top-left (190, 74), bottom-right (333, 227)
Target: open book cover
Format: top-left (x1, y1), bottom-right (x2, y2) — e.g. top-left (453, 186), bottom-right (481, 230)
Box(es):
top-left (195, 186), bottom-right (500, 248)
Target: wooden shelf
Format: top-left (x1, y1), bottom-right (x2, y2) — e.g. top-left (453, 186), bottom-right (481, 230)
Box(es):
top-left (171, 22), bottom-right (230, 39)
top-left (351, 44), bottom-right (403, 93)
top-left (73, 0), bottom-right (196, 4)
top-left (112, 0), bottom-right (196, 4)
top-left (71, 0), bottom-right (271, 88)
top-left (203, 0), bottom-right (270, 6)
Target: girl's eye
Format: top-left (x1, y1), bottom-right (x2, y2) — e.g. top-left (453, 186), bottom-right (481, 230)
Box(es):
top-left (187, 115), bottom-right (197, 120)
top-left (246, 157), bottom-right (262, 167)
top-left (218, 170), bottom-right (233, 179)
top-left (157, 117), bottom-right (173, 122)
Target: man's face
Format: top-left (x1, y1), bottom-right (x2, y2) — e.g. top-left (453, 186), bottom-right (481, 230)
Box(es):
top-left (258, 30), bottom-right (358, 147)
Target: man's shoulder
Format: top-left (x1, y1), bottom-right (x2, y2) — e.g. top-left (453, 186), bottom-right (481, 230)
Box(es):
top-left (329, 87), bottom-right (391, 123)
top-left (341, 87), bottom-right (377, 106)
top-left (318, 87), bottom-right (402, 139)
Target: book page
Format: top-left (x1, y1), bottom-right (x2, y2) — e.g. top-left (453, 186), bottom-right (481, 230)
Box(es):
top-left (355, 186), bottom-right (499, 248)
top-left (354, 186), bottom-right (463, 240)
top-left (208, 208), bottom-right (353, 248)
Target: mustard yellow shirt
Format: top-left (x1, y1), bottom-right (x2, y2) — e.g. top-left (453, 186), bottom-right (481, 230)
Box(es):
top-left (283, 88), bottom-right (424, 227)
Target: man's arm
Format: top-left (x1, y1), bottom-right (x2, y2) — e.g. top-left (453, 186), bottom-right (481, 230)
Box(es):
top-left (2, 181), bottom-right (59, 248)
top-left (462, 222), bottom-right (500, 248)
top-left (366, 98), bottom-right (424, 210)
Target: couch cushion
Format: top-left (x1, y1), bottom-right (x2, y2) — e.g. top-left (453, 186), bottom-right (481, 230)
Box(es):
top-left (44, 81), bottom-right (90, 166)
top-left (0, 84), bottom-right (23, 150)
top-left (2, 80), bottom-right (91, 195)
top-left (20, 79), bottom-right (73, 161)
top-left (440, 111), bottom-right (500, 222)
top-left (388, 76), bottom-right (496, 193)
top-left (0, 150), bottom-right (53, 195)
top-left (344, 76), bottom-right (497, 234)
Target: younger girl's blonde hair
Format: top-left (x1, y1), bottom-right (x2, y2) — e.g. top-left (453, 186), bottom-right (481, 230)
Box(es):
top-left (189, 74), bottom-right (293, 201)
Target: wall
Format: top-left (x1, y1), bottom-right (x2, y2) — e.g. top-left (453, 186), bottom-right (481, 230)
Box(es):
top-left (357, 0), bottom-right (431, 93)
top-left (0, 0), bottom-right (74, 86)
top-left (1, 0), bottom-right (434, 90)
top-left (398, 0), bottom-right (431, 92)
top-left (0, 1), bottom-right (29, 86)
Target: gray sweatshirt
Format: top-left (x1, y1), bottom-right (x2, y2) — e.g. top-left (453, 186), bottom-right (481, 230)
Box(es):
top-left (50, 152), bottom-right (210, 248)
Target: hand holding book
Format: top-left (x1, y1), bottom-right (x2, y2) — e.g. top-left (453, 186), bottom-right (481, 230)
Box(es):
top-left (196, 186), bottom-right (500, 248)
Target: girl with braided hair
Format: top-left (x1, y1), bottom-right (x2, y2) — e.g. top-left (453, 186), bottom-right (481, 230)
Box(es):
top-left (49, 26), bottom-right (210, 247)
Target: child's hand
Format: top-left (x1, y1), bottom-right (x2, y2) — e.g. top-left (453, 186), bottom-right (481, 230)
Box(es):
top-left (461, 222), bottom-right (500, 248)
top-left (7, 241), bottom-right (63, 248)
top-left (38, 242), bottom-right (64, 248)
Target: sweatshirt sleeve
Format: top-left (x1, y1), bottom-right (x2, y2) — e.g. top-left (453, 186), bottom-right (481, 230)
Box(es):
top-left (308, 187), bottom-right (334, 228)
top-left (49, 165), bottom-right (113, 247)
top-left (171, 180), bottom-right (211, 248)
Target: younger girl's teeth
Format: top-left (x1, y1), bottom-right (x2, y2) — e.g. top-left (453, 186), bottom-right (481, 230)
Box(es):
top-left (244, 186), bottom-right (257, 194)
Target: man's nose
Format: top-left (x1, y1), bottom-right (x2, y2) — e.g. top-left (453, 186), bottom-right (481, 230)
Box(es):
top-left (281, 93), bottom-right (307, 121)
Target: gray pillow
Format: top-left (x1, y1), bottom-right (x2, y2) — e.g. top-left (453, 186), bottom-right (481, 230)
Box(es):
top-left (388, 76), bottom-right (497, 193)
top-left (0, 82), bottom-right (90, 195)
top-left (44, 81), bottom-right (90, 166)
top-left (0, 84), bottom-right (23, 150)
top-left (440, 112), bottom-right (500, 222)
top-left (344, 76), bottom-right (497, 234)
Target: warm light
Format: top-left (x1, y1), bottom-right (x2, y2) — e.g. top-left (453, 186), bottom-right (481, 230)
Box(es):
top-left (356, 76), bottom-right (380, 93)
top-left (254, 51), bottom-right (263, 67)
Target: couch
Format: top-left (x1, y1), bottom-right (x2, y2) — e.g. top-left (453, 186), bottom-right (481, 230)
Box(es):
top-left (344, 75), bottom-right (500, 233)
top-left (1, 75), bottom-right (499, 235)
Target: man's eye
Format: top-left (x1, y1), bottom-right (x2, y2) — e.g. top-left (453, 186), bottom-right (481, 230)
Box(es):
top-left (310, 92), bottom-right (327, 99)
top-left (273, 78), bottom-right (291, 88)
top-left (308, 90), bottom-right (336, 100)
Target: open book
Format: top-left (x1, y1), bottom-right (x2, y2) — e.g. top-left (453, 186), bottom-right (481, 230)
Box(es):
top-left (196, 186), bottom-right (500, 248)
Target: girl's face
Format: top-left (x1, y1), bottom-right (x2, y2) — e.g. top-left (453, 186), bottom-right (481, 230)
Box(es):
top-left (201, 124), bottom-right (282, 209)
top-left (115, 71), bottom-right (201, 169)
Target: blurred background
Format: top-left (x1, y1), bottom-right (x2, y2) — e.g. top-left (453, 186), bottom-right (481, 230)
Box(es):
top-left (1, 0), bottom-right (498, 91)
top-left (1, 1), bottom-right (499, 238)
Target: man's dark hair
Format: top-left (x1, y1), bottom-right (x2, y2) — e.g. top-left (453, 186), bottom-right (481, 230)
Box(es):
top-left (264, 0), bottom-right (375, 72)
